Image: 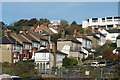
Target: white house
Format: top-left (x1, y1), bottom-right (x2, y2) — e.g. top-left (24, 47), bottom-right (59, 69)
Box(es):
top-left (82, 16), bottom-right (120, 29)
top-left (76, 35), bottom-right (92, 49)
top-left (117, 35), bottom-right (120, 48)
top-left (113, 35), bottom-right (120, 54)
top-left (50, 20), bottom-right (61, 26)
top-left (34, 48), bottom-right (67, 71)
top-left (99, 29), bottom-right (120, 43)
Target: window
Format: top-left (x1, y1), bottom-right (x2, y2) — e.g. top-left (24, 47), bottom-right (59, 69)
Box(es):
top-left (102, 18), bottom-right (105, 22)
top-left (92, 18), bottom-right (98, 22)
top-left (111, 36), bottom-right (115, 38)
top-left (107, 19), bottom-right (112, 22)
top-left (114, 19), bottom-right (120, 21)
top-left (92, 20), bottom-right (98, 22)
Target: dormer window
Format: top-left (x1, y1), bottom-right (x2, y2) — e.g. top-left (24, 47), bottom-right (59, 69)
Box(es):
top-left (39, 30), bottom-right (43, 33)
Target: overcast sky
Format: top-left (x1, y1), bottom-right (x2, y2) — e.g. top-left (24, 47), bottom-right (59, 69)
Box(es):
top-left (1, 2), bottom-right (119, 25)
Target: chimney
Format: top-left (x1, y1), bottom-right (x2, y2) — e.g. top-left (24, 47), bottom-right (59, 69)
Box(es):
top-left (22, 28), bottom-right (27, 33)
top-left (30, 27), bottom-right (35, 32)
top-left (52, 42), bottom-right (57, 68)
top-left (61, 29), bottom-right (65, 39)
top-left (73, 30), bottom-right (77, 37)
top-left (4, 30), bottom-right (8, 36)
top-left (43, 22), bottom-right (48, 27)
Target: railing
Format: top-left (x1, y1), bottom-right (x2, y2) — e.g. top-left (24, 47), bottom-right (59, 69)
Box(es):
top-left (38, 67), bottom-right (119, 79)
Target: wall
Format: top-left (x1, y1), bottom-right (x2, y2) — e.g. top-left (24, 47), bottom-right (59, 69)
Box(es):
top-left (56, 53), bottom-right (67, 68)
top-left (87, 36), bottom-right (99, 48)
top-left (117, 39), bottom-right (120, 47)
top-left (0, 44), bottom-right (13, 63)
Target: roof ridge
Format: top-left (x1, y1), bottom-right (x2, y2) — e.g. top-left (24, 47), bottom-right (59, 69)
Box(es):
top-left (6, 36), bottom-right (13, 43)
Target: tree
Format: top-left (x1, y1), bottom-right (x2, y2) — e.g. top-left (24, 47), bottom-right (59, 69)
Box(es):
top-left (51, 33), bottom-right (61, 43)
top-left (14, 19), bottom-right (28, 26)
top-left (39, 18), bottom-right (50, 25)
top-left (71, 21), bottom-right (77, 25)
top-left (13, 60), bottom-right (38, 78)
top-left (51, 33), bottom-right (61, 67)
top-left (62, 56), bottom-right (78, 68)
top-left (101, 48), bottom-right (118, 61)
top-left (60, 20), bottom-right (68, 29)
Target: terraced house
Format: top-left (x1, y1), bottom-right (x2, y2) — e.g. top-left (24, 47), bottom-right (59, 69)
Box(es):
top-left (0, 33), bottom-right (22, 63)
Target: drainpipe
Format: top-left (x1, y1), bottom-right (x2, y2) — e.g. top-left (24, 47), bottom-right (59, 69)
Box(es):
top-left (52, 42), bottom-right (57, 68)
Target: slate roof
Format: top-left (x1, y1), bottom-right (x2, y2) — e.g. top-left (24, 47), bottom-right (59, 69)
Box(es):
top-left (94, 30), bottom-right (105, 37)
top-left (35, 48), bottom-right (67, 55)
top-left (106, 29), bottom-right (120, 33)
top-left (79, 51), bottom-right (87, 55)
top-left (117, 35), bottom-right (120, 39)
top-left (58, 35), bottom-right (81, 44)
top-left (0, 35), bottom-right (22, 46)
top-left (28, 31), bottom-right (48, 41)
top-left (17, 34), bottom-right (31, 43)
top-left (11, 33), bottom-right (31, 44)
top-left (87, 33), bottom-right (100, 39)
top-left (116, 47), bottom-right (120, 53)
top-left (19, 33), bottom-right (39, 42)
top-left (76, 34), bottom-right (91, 41)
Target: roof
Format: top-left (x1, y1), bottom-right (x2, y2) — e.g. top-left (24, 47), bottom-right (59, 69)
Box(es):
top-left (79, 51), bottom-right (87, 55)
top-left (117, 35), bottom-right (120, 39)
top-left (58, 35), bottom-right (81, 44)
top-left (17, 34), bottom-right (31, 43)
top-left (94, 30), bottom-right (105, 37)
top-left (35, 48), bottom-right (67, 55)
top-left (116, 47), bottom-right (120, 53)
top-left (19, 33), bottom-right (39, 42)
top-left (83, 47), bottom-right (93, 53)
top-left (11, 33), bottom-right (31, 44)
top-left (76, 34), bottom-right (91, 41)
top-left (87, 33), bottom-right (100, 39)
top-left (0, 35), bottom-right (22, 46)
top-left (34, 25), bottom-right (54, 34)
top-left (106, 29), bottom-right (120, 33)
top-left (28, 31), bottom-right (48, 41)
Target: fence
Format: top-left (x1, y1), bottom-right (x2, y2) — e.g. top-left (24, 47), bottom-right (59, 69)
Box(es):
top-left (38, 67), bottom-right (119, 79)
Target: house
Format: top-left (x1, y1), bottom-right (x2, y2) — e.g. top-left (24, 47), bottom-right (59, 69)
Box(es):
top-left (76, 34), bottom-right (92, 49)
top-left (10, 33), bottom-right (32, 60)
top-left (99, 29), bottom-right (120, 43)
top-left (82, 16), bottom-right (120, 29)
top-left (117, 35), bottom-right (120, 48)
top-left (19, 32), bottom-right (40, 50)
top-left (34, 48), bottom-right (67, 71)
top-left (34, 25), bottom-right (54, 35)
top-left (50, 20), bottom-right (61, 26)
top-left (28, 31), bottom-right (49, 49)
top-left (0, 22), bottom-right (5, 28)
top-left (0, 34), bottom-right (22, 63)
top-left (94, 30), bottom-right (106, 46)
top-left (113, 35), bottom-right (120, 54)
top-left (27, 31), bottom-right (50, 59)
top-left (57, 35), bottom-right (83, 61)
top-left (86, 33), bottom-right (100, 48)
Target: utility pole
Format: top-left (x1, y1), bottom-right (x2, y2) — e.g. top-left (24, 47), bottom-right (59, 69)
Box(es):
top-left (48, 35), bottom-right (51, 71)
top-left (101, 68), bottom-right (103, 78)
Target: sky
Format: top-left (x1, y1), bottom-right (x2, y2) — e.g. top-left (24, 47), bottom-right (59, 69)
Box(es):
top-left (1, 2), bottom-right (119, 25)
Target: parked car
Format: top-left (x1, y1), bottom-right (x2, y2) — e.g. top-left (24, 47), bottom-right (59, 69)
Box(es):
top-left (11, 76), bottom-right (22, 80)
top-left (83, 63), bottom-right (91, 66)
top-left (106, 62), bottom-right (119, 67)
top-left (22, 78), bottom-right (45, 80)
top-left (91, 62), bottom-right (99, 67)
top-left (0, 74), bottom-right (21, 80)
